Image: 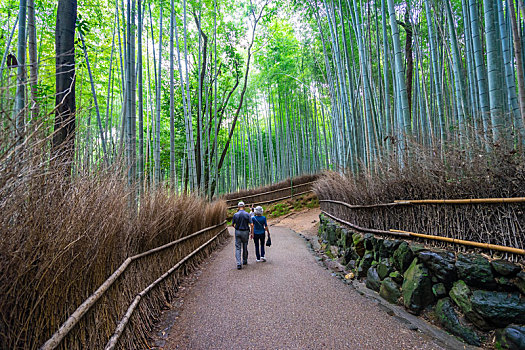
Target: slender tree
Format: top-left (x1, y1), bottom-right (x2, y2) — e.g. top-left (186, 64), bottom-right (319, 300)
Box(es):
top-left (52, 0), bottom-right (77, 172)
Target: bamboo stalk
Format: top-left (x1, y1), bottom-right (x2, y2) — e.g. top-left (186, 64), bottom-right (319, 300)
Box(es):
top-left (390, 229), bottom-right (525, 255)
top-left (104, 227), bottom-right (227, 350)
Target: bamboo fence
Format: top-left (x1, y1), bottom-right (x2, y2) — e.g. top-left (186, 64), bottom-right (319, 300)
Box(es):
top-left (225, 181), bottom-right (316, 208)
top-left (320, 197), bottom-right (525, 259)
top-left (227, 189), bottom-right (314, 209)
top-left (40, 221), bottom-right (228, 350)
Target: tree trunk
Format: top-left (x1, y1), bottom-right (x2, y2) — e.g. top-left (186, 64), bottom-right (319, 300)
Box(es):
top-left (483, 0), bottom-right (506, 144)
top-left (15, 0), bottom-right (27, 146)
top-left (399, 9), bottom-right (413, 118)
top-left (52, 0), bottom-right (77, 172)
top-left (508, 0), bottom-right (525, 128)
top-left (27, 0), bottom-right (39, 123)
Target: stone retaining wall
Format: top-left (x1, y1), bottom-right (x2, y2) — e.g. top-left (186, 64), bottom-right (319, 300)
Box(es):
top-left (318, 214), bottom-right (525, 349)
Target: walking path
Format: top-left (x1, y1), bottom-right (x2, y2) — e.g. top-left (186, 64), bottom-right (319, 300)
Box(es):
top-left (162, 222), bottom-right (446, 350)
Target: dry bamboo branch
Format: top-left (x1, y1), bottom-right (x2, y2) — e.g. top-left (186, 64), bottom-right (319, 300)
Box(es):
top-left (132, 221), bottom-right (226, 259)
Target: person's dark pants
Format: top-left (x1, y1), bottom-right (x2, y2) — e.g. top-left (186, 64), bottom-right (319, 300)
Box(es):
top-left (253, 233), bottom-right (265, 260)
top-left (235, 229), bottom-right (249, 266)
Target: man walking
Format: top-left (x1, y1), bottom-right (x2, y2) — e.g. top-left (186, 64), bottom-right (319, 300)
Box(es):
top-left (232, 201), bottom-right (253, 270)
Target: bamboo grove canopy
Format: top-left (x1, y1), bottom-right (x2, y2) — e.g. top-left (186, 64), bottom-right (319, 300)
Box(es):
top-left (1, 0), bottom-right (525, 197)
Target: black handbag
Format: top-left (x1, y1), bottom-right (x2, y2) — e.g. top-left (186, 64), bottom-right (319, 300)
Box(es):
top-left (266, 234), bottom-right (272, 247)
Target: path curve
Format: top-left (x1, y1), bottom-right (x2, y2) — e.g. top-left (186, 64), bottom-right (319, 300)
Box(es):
top-left (164, 226), bottom-right (445, 350)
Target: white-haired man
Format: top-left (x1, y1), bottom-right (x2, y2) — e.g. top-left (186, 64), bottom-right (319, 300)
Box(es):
top-left (231, 201), bottom-right (253, 269)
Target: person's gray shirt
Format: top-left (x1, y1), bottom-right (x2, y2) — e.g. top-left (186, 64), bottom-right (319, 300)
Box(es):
top-left (232, 210), bottom-right (252, 231)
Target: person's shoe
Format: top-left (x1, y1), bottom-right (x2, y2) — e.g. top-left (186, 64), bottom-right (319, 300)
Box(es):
top-left (256, 259), bottom-right (261, 262)
top-left (237, 265), bottom-right (242, 270)
top-left (261, 257), bottom-right (266, 262)
top-left (243, 261), bottom-right (247, 265)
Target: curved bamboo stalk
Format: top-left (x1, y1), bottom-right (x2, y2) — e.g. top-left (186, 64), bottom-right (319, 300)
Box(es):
top-left (390, 229), bottom-right (525, 255)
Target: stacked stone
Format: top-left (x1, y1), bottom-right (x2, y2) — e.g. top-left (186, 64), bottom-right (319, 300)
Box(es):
top-left (318, 215), bottom-right (525, 349)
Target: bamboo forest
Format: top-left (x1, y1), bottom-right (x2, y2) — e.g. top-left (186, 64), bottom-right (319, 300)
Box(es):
top-left (2, 0), bottom-right (525, 349)
top-left (3, 0), bottom-right (525, 195)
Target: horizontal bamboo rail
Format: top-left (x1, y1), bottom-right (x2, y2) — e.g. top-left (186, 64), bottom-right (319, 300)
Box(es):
top-left (320, 197), bottom-right (525, 209)
top-left (225, 181), bottom-right (316, 204)
top-left (104, 227), bottom-right (228, 350)
top-left (321, 211), bottom-right (410, 237)
top-left (320, 199), bottom-right (401, 209)
top-left (227, 190), bottom-right (314, 209)
top-left (394, 197), bottom-right (525, 205)
top-left (40, 221), bottom-right (227, 350)
top-left (390, 229), bottom-right (525, 255)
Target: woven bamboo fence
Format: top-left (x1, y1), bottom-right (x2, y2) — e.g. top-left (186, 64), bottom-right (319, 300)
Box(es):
top-left (319, 198), bottom-right (525, 260)
top-left (222, 174), bottom-right (319, 208)
top-left (38, 221), bottom-right (228, 350)
top-left (225, 182), bottom-right (316, 208)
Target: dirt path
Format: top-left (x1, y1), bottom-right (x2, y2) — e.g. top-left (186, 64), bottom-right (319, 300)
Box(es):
top-left (269, 207), bottom-right (321, 236)
top-left (161, 213), bottom-right (446, 350)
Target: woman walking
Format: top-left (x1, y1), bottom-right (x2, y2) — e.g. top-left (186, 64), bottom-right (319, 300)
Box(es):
top-left (252, 206), bottom-right (270, 262)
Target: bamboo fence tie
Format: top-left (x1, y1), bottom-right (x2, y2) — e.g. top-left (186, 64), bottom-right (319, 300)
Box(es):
top-left (225, 181), bottom-right (316, 204)
top-left (40, 221), bottom-right (227, 350)
top-left (104, 227), bottom-right (227, 350)
top-left (390, 229), bottom-right (525, 255)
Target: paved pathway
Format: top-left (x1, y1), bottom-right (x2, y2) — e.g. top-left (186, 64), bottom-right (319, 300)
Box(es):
top-left (165, 226), bottom-right (445, 350)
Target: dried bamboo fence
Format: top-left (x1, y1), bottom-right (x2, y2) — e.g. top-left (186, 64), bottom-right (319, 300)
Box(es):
top-left (39, 221), bottom-right (228, 350)
top-left (225, 182), bottom-right (316, 209)
top-left (319, 198), bottom-right (525, 260)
